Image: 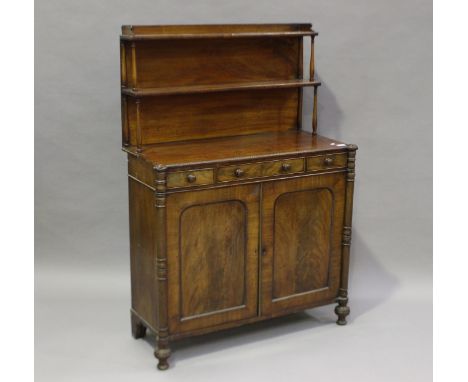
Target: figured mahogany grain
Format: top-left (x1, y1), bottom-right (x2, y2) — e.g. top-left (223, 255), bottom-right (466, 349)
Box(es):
top-left (128, 38), bottom-right (300, 88)
top-left (126, 88), bottom-right (299, 145)
top-left (273, 189), bottom-right (332, 298)
top-left (261, 173), bottom-right (346, 316)
top-left (180, 201), bottom-right (246, 318)
top-left (166, 184), bottom-right (260, 333)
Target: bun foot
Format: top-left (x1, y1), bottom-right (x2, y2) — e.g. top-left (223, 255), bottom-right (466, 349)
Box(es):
top-left (335, 293), bottom-right (350, 325)
top-left (154, 347), bottom-right (171, 371)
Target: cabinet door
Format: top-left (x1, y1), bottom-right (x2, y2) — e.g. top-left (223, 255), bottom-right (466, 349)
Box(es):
top-left (166, 184), bottom-right (260, 334)
top-left (261, 173), bottom-right (346, 316)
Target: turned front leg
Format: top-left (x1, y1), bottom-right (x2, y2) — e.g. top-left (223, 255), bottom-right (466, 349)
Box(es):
top-left (335, 145), bottom-right (357, 326)
top-left (154, 337), bottom-right (171, 370)
top-left (335, 289), bottom-right (350, 325)
top-left (154, 165), bottom-right (171, 370)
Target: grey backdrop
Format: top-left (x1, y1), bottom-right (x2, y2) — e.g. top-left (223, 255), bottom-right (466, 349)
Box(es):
top-left (36, 1), bottom-right (432, 381)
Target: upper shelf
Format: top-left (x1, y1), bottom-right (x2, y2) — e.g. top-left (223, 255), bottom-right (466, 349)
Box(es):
top-left (121, 23), bottom-right (318, 40)
top-left (122, 79), bottom-right (321, 97)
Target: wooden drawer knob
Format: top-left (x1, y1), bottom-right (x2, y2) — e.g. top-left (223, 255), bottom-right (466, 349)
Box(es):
top-left (281, 163), bottom-right (292, 172)
top-left (234, 168), bottom-right (245, 177)
top-left (186, 173), bottom-right (197, 183)
top-left (324, 157), bottom-right (334, 166)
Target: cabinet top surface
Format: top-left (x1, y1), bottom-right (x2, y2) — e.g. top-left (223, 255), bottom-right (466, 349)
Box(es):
top-left (125, 131), bottom-right (348, 168)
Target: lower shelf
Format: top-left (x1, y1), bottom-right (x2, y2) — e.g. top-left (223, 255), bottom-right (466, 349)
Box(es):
top-left (122, 79), bottom-right (321, 97)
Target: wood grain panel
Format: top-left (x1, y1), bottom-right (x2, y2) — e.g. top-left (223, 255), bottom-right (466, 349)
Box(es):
top-left (127, 88), bottom-right (299, 145)
top-left (261, 173), bottom-right (346, 316)
top-left (166, 184), bottom-right (260, 333)
top-left (180, 201), bottom-right (246, 318)
top-left (273, 189), bottom-right (332, 299)
top-left (134, 38), bottom-right (299, 88)
top-left (128, 155), bottom-right (155, 186)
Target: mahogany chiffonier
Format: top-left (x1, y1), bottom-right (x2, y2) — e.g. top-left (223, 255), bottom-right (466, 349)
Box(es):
top-left (120, 23), bottom-right (357, 370)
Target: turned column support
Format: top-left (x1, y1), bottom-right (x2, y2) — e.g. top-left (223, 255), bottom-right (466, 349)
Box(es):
top-left (310, 35), bottom-right (318, 135)
top-left (335, 144), bottom-right (358, 325)
top-left (153, 165), bottom-right (171, 370)
top-left (121, 95), bottom-right (129, 147)
top-left (130, 41), bottom-right (138, 89)
top-left (120, 42), bottom-right (130, 147)
top-left (135, 98), bottom-right (143, 153)
top-left (309, 35), bottom-right (315, 80)
top-left (312, 86), bottom-right (318, 135)
top-left (120, 41), bottom-right (127, 88)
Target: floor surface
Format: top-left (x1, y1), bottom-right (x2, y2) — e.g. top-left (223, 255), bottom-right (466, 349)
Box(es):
top-left (35, 264), bottom-right (432, 382)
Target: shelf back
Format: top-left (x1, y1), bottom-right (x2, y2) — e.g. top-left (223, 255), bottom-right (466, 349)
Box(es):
top-left (120, 24), bottom-right (313, 147)
top-left (122, 37), bottom-right (301, 88)
top-left (125, 88), bottom-right (299, 145)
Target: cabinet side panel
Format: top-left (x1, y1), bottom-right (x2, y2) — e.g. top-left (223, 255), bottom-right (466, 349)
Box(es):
top-left (128, 156), bottom-right (155, 186)
top-left (128, 178), bottom-right (157, 329)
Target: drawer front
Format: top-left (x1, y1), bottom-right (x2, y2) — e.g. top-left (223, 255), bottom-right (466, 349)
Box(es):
top-left (262, 158), bottom-right (304, 177)
top-left (306, 153), bottom-right (347, 172)
top-left (217, 162), bottom-right (263, 182)
top-left (218, 158), bottom-right (304, 183)
top-left (167, 169), bottom-right (214, 189)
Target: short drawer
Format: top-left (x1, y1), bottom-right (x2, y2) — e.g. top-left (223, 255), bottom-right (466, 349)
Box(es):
top-left (262, 158), bottom-right (304, 177)
top-left (217, 162), bottom-right (262, 182)
top-left (306, 153), bottom-right (347, 172)
top-left (167, 169), bottom-right (214, 189)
